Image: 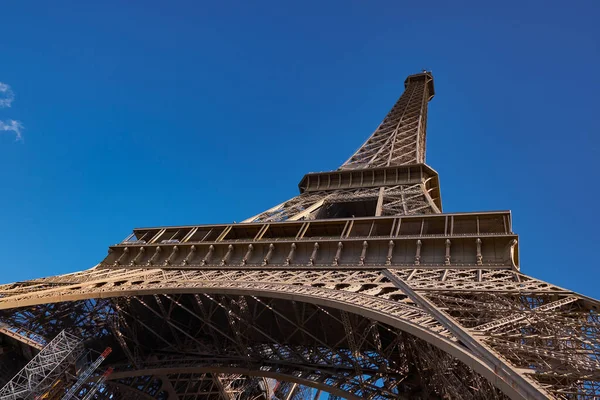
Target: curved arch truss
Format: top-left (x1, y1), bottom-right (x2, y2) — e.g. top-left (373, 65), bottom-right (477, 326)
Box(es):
top-left (0, 267), bottom-right (598, 399)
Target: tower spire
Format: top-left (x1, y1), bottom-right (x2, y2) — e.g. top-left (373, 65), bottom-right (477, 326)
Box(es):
top-left (242, 72), bottom-right (441, 222)
top-left (340, 72), bottom-right (435, 170)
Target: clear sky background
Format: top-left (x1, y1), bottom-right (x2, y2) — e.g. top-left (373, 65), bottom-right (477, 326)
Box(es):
top-left (0, 1), bottom-right (598, 299)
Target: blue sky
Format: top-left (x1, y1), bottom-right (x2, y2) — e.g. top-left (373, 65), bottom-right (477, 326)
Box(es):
top-left (0, 1), bottom-right (598, 299)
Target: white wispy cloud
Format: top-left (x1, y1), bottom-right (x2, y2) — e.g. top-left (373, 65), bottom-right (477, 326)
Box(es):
top-left (0, 82), bottom-right (15, 108)
top-left (0, 82), bottom-right (23, 141)
top-left (0, 120), bottom-right (23, 141)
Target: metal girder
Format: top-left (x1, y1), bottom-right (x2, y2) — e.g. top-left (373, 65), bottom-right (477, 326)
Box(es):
top-left (0, 323), bottom-right (45, 350)
top-left (110, 366), bottom-right (363, 400)
top-left (1, 266), bottom-right (598, 397)
top-left (243, 184), bottom-right (437, 223)
top-left (473, 296), bottom-right (579, 332)
top-left (383, 269), bottom-right (551, 399)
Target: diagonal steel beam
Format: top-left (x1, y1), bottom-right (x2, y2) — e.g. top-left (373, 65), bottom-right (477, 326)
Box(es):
top-left (473, 296), bottom-right (579, 332)
top-left (382, 269), bottom-right (551, 400)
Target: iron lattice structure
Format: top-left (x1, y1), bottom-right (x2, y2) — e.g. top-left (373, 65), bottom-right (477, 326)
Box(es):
top-left (0, 72), bottom-right (598, 400)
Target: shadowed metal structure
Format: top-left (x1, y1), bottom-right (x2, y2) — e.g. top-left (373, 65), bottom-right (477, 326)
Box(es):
top-left (0, 72), bottom-right (598, 399)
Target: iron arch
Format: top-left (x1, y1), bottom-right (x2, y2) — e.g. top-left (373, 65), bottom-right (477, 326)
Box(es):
top-left (0, 274), bottom-right (525, 399)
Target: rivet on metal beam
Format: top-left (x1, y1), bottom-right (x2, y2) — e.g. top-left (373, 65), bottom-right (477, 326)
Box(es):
top-left (201, 245), bottom-right (214, 266)
top-left (476, 238), bottom-right (483, 265)
top-left (333, 242), bottom-right (343, 266)
top-left (242, 244), bottom-right (254, 266)
top-left (445, 239), bottom-right (451, 266)
top-left (386, 240), bottom-right (395, 266)
top-left (359, 241), bottom-right (368, 266)
top-left (308, 242), bottom-right (319, 266)
top-left (183, 245), bottom-right (196, 265)
top-left (415, 240), bottom-right (422, 266)
top-left (165, 246), bottom-right (179, 266)
top-left (262, 244), bottom-right (275, 266)
top-left (147, 246), bottom-right (161, 265)
top-left (285, 243), bottom-right (296, 266)
top-left (221, 245), bottom-right (234, 266)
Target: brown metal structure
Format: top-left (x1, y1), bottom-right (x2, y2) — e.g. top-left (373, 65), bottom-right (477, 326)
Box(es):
top-left (0, 72), bottom-right (598, 399)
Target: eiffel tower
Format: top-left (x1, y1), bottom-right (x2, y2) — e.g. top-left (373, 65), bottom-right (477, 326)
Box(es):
top-left (0, 72), bottom-right (598, 400)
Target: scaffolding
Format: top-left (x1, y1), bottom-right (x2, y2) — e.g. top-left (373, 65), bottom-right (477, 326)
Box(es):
top-left (0, 330), bottom-right (83, 400)
top-left (79, 367), bottom-right (113, 400)
top-left (60, 348), bottom-right (111, 400)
